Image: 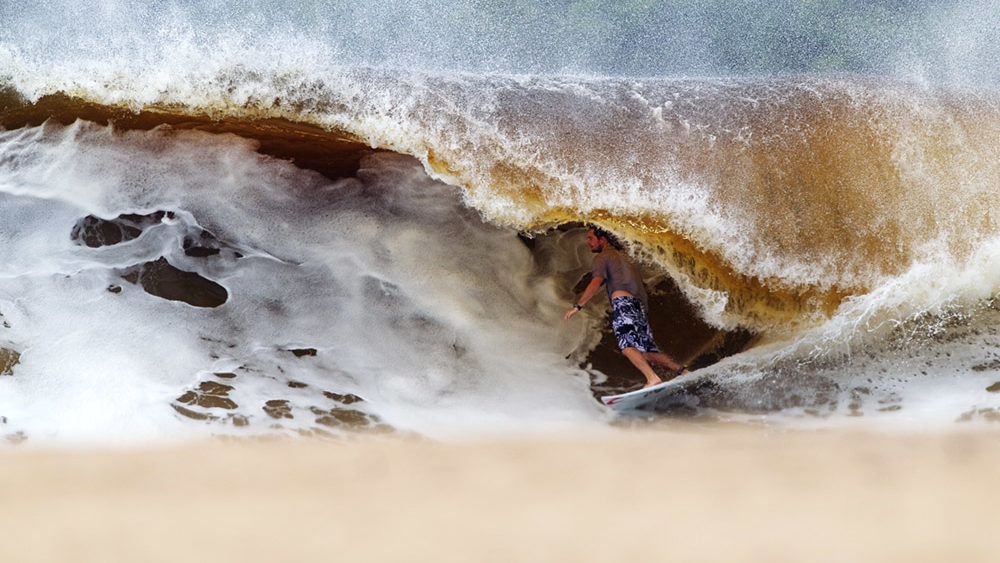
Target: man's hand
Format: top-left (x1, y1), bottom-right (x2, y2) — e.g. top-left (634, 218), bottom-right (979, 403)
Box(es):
top-left (563, 277), bottom-right (603, 322)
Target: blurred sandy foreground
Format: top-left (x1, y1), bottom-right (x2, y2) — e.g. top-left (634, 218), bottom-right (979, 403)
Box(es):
top-left (1, 425), bottom-right (998, 562)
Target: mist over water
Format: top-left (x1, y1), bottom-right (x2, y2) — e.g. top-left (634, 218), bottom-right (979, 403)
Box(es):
top-left (4, 1), bottom-right (1000, 443)
top-left (4, 0), bottom-right (1000, 83)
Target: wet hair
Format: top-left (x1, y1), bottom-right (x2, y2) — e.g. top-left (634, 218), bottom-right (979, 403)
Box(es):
top-left (588, 225), bottom-right (622, 250)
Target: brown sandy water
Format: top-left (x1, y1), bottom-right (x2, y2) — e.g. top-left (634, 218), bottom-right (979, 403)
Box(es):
top-left (8, 75), bottom-right (1000, 334)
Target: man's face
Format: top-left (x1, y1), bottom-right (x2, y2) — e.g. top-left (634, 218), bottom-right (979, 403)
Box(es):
top-left (586, 229), bottom-right (603, 253)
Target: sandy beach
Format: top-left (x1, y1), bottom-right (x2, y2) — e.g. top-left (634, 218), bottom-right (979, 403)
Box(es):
top-left (2, 425), bottom-right (999, 562)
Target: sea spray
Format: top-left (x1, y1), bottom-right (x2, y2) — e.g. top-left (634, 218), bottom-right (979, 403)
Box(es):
top-left (0, 121), bottom-right (608, 443)
top-left (5, 2), bottom-right (1000, 442)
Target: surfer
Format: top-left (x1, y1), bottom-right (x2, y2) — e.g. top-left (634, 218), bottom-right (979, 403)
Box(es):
top-left (564, 227), bottom-right (688, 388)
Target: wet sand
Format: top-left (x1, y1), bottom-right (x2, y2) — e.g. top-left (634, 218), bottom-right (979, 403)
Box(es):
top-left (1, 426), bottom-right (998, 562)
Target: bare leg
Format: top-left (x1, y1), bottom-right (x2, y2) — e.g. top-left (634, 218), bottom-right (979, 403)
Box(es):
top-left (621, 347), bottom-right (663, 388)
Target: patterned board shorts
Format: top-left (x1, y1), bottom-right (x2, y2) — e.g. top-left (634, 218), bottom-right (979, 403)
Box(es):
top-left (610, 296), bottom-right (660, 353)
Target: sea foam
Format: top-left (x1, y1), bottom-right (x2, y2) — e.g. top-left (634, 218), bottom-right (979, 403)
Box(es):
top-left (0, 121), bottom-right (608, 444)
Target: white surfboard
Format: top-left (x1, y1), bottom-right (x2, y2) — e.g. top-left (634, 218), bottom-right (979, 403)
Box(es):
top-left (600, 371), bottom-right (702, 413)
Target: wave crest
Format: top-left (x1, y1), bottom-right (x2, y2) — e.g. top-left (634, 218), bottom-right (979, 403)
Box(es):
top-left (4, 71), bottom-right (1000, 333)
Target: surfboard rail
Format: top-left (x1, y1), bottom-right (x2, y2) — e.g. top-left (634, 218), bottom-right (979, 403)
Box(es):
top-left (600, 371), bottom-right (703, 413)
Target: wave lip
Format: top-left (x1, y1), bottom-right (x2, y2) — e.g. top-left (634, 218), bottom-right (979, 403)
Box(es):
top-left (6, 71), bottom-right (1000, 334)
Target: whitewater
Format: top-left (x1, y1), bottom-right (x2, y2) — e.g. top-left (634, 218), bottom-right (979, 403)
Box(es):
top-left (4, 0), bottom-right (1000, 445)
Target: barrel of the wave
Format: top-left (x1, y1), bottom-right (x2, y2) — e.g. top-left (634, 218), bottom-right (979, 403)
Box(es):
top-left (458, 77), bottom-right (1000, 335)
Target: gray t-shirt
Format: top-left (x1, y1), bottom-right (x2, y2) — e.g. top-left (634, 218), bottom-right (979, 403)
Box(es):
top-left (591, 246), bottom-right (648, 306)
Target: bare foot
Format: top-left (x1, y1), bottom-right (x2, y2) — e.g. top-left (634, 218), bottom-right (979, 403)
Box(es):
top-left (642, 379), bottom-right (663, 389)
top-left (656, 369), bottom-right (689, 385)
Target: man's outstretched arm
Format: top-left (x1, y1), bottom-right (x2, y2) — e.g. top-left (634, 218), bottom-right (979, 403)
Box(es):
top-left (563, 276), bottom-right (604, 321)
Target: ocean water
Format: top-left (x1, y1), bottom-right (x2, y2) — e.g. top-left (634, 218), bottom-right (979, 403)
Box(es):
top-left (3, 1), bottom-right (1000, 444)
